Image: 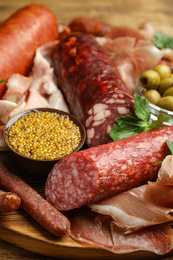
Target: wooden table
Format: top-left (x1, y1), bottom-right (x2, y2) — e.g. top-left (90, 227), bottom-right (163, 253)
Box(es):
top-left (0, 0), bottom-right (173, 259)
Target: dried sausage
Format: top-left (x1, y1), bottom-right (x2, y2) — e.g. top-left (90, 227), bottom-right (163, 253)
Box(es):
top-left (0, 4), bottom-right (59, 98)
top-left (69, 17), bottom-right (112, 36)
top-left (0, 162), bottom-right (70, 236)
top-left (45, 126), bottom-right (173, 211)
top-left (0, 189), bottom-right (21, 212)
top-left (52, 32), bottom-right (134, 147)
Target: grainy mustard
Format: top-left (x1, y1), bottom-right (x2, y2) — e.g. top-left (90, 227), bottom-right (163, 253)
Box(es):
top-left (8, 111), bottom-right (81, 160)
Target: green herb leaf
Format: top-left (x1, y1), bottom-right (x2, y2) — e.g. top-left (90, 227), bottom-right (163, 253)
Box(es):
top-left (0, 79), bottom-right (6, 84)
top-left (153, 31), bottom-right (173, 49)
top-left (166, 140), bottom-right (173, 155)
top-left (110, 94), bottom-right (173, 141)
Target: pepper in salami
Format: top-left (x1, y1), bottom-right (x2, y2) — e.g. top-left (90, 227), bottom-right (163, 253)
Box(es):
top-left (0, 162), bottom-right (70, 236)
top-left (0, 189), bottom-right (21, 212)
top-left (45, 126), bottom-right (173, 211)
top-left (0, 4), bottom-right (59, 98)
top-left (52, 32), bottom-right (134, 147)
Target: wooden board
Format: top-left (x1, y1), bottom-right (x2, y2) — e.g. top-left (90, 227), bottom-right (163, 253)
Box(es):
top-left (0, 152), bottom-right (172, 259)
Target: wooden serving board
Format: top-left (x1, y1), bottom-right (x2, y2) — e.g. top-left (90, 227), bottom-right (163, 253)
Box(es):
top-left (0, 152), bottom-right (172, 259)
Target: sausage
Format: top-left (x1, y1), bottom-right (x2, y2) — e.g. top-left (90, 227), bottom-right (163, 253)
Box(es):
top-left (0, 4), bottom-right (59, 98)
top-left (52, 32), bottom-right (134, 147)
top-left (45, 126), bottom-right (173, 211)
top-left (0, 189), bottom-right (21, 212)
top-left (0, 162), bottom-right (70, 236)
top-left (69, 17), bottom-right (113, 36)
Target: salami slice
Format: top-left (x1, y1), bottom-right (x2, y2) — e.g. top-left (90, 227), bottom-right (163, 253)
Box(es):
top-left (52, 32), bottom-right (134, 147)
top-left (45, 126), bottom-right (173, 211)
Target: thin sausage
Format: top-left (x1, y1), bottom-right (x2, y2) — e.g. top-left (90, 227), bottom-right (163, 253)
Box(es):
top-left (52, 32), bottom-right (134, 147)
top-left (0, 189), bottom-right (21, 212)
top-left (0, 4), bottom-right (59, 98)
top-left (0, 162), bottom-right (70, 236)
top-left (45, 126), bottom-right (173, 211)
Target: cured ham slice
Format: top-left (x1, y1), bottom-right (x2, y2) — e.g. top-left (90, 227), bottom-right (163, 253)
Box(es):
top-left (69, 206), bottom-right (173, 255)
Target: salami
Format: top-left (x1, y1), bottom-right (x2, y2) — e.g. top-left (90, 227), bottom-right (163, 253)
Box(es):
top-left (45, 126), bottom-right (173, 211)
top-left (0, 4), bottom-right (59, 98)
top-left (69, 17), bottom-right (113, 36)
top-left (0, 162), bottom-right (70, 236)
top-left (52, 32), bottom-right (134, 147)
top-left (0, 189), bottom-right (21, 212)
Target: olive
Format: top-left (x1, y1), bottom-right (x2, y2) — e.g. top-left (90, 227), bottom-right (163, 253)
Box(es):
top-left (143, 89), bottom-right (161, 105)
top-left (163, 87), bottom-right (173, 97)
top-left (154, 64), bottom-right (171, 79)
top-left (156, 96), bottom-right (173, 111)
top-left (158, 77), bottom-right (173, 95)
top-left (140, 70), bottom-right (160, 89)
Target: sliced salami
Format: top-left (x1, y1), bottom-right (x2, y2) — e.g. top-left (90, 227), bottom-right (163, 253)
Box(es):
top-left (52, 32), bottom-right (134, 147)
top-left (45, 125), bottom-right (173, 211)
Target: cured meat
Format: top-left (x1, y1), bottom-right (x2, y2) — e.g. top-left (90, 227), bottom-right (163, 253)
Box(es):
top-left (45, 125), bottom-right (173, 211)
top-left (69, 206), bottom-right (173, 255)
top-left (90, 156), bottom-right (173, 234)
top-left (0, 162), bottom-right (70, 236)
top-left (52, 32), bottom-right (134, 147)
top-left (0, 4), bottom-right (59, 98)
top-left (69, 17), bottom-right (113, 36)
top-left (0, 189), bottom-right (21, 212)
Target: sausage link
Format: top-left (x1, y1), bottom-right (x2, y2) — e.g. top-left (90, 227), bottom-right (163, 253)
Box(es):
top-left (52, 32), bottom-right (134, 147)
top-left (69, 17), bottom-right (112, 36)
top-left (0, 4), bottom-right (59, 98)
top-left (45, 126), bottom-right (173, 211)
top-left (0, 162), bottom-right (70, 236)
top-left (0, 189), bottom-right (21, 212)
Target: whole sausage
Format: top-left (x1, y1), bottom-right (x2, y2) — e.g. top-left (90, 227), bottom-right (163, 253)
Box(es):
top-left (69, 17), bottom-right (113, 36)
top-left (45, 126), bottom-right (173, 211)
top-left (0, 162), bottom-right (70, 236)
top-left (0, 189), bottom-right (21, 212)
top-left (0, 4), bottom-right (59, 98)
top-left (52, 32), bottom-right (134, 147)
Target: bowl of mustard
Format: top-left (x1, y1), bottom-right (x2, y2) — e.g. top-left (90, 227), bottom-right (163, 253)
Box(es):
top-left (3, 108), bottom-right (86, 178)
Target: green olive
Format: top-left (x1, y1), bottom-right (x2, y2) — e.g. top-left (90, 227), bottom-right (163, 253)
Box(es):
top-left (154, 64), bottom-right (171, 79)
top-left (140, 70), bottom-right (160, 89)
top-left (163, 87), bottom-right (173, 97)
top-left (158, 77), bottom-right (173, 95)
top-left (143, 89), bottom-right (161, 104)
top-left (156, 96), bottom-right (173, 111)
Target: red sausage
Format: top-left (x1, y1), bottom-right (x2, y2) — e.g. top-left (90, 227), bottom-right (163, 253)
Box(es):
top-left (0, 4), bottom-right (59, 98)
top-left (0, 162), bottom-right (70, 236)
top-left (45, 126), bottom-right (173, 211)
top-left (0, 189), bottom-right (21, 212)
top-left (52, 32), bottom-right (134, 147)
top-left (69, 17), bottom-right (113, 36)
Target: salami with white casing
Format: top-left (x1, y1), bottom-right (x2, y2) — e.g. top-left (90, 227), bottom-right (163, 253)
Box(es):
top-left (45, 125), bottom-right (173, 211)
top-left (52, 32), bottom-right (134, 147)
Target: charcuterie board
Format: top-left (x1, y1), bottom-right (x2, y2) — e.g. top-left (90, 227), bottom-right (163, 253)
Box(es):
top-left (0, 151), bottom-right (172, 260)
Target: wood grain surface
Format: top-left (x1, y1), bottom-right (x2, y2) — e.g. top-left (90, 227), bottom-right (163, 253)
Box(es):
top-left (0, 0), bottom-right (173, 259)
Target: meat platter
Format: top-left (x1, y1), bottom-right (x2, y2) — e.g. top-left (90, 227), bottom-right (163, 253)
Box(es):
top-left (1, 3), bottom-right (173, 259)
top-left (0, 152), bottom-right (170, 260)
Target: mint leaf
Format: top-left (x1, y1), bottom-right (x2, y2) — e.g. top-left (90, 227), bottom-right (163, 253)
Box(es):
top-left (153, 31), bottom-right (173, 49)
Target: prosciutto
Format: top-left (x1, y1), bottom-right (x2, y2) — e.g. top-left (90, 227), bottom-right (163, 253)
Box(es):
top-left (70, 155), bottom-right (173, 255)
